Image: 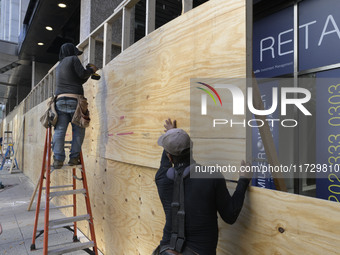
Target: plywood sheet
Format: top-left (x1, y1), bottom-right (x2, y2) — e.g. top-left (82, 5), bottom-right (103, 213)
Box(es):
top-left (192, 138), bottom-right (246, 181)
top-left (3, 0), bottom-right (340, 255)
top-left (70, 157), bottom-right (164, 255)
top-left (23, 101), bottom-right (48, 182)
top-left (49, 156), bottom-right (340, 255)
top-left (83, 0), bottom-right (247, 169)
top-left (4, 102), bottom-right (340, 255)
top-left (217, 187), bottom-right (340, 255)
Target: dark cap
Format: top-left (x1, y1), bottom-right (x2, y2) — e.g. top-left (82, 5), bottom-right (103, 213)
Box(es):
top-left (157, 128), bottom-right (192, 156)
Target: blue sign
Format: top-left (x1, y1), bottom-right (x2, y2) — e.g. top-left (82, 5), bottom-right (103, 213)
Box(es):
top-left (253, 7), bottom-right (294, 78)
top-left (316, 69), bottom-right (340, 201)
top-left (252, 81), bottom-right (279, 189)
top-left (254, 0), bottom-right (340, 77)
top-left (299, 0), bottom-right (340, 71)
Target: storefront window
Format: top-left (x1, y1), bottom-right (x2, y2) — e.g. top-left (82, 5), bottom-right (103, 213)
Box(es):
top-left (253, 0), bottom-right (340, 203)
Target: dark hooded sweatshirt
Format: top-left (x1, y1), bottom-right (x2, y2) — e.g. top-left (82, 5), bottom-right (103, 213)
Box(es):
top-left (155, 151), bottom-right (250, 255)
top-left (55, 43), bottom-right (94, 96)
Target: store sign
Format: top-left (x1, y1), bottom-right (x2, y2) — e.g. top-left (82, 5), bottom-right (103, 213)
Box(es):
top-left (299, 0), bottom-right (340, 71)
top-left (254, 0), bottom-right (340, 77)
top-left (253, 7), bottom-right (294, 78)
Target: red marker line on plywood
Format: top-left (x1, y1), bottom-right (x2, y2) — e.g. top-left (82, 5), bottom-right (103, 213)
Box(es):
top-left (117, 132), bottom-right (134, 136)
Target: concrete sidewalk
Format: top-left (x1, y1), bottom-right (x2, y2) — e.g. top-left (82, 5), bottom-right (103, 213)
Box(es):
top-left (0, 169), bottom-right (100, 255)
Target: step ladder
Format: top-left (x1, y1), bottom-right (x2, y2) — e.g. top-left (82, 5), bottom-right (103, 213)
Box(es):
top-left (0, 143), bottom-right (19, 170)
top-left (30, 126), bottom-right (98, 255)
top-left (0, 131), bottom-right (18, 170)
top-left (2, 131), bottom-right (13, 154)
top-left (3, 130), bottom-right (13, 144)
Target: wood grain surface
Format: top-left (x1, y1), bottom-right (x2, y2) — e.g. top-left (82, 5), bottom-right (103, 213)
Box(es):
top-left (3, 0), bottom-right (340, 254)
top-left (82, 0), bottom-right (247, 169)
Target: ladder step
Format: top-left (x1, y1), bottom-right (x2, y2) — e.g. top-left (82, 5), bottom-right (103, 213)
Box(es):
top-left (43, 185), bottom-right (73, 190)
top-left (41, 205), bottom-right (74, 211)
top-left (50, 189), bottom-right (86, 198)
top-left (51, 165), bottom-right (83, 169)
top-left (38, 223), bottom-right (74, 232)
top-left (48, 241), bottom-right (94, 255)
top-left (49, 214), bottom-right (90, 227)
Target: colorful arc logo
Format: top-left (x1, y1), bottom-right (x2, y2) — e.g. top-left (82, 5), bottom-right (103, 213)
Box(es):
top-left (196, 82), bottom-right (223, 106)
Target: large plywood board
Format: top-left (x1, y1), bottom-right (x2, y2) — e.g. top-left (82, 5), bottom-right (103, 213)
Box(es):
top-left (3, 0), bottom-right (340, 254)
top-left (61, 156), bottom-right (164, 255)
top-left (4, 102), bottom-right (340, 255)
top-left (45, 156), bottom-right (340, 255)
top-left (217, 187), bottom-right (340, 255)
top-left (83, 0), bottom-right (247, 169)
top-left (23, 102), bottom-right (47, 182)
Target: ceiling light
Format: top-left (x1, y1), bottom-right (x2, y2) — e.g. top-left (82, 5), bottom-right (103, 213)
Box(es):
top-left (58, 3), bottom-right (67, 8)
top-left (38, 42), bottom-right (44, 46)
top-left (45, 26), bottom-right (53, 31)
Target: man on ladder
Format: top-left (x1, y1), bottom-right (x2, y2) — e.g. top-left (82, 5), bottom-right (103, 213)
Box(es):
top-left (30, 43), bottom-right (99, 255)
top-left (52, 43), bottom-right (98, 169)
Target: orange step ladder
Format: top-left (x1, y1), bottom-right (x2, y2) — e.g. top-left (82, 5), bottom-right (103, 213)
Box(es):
top-left (30, 126), bottom-right (98, 255)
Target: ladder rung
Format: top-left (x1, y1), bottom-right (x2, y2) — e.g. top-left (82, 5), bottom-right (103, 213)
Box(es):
top-left (49, 214), bottom-right (90, 227)
top-left (41, 205), bottom-right (74, 211)
top-left (38, 223), bottom-right (74, 232)
top-left (48, 241), bottom-right (94, 255)
top-left (51, 165), bottom-right (83, 170)
top-left (49, 189), bottom-right (86, 198)
top-left (42, 185), bottom-right (73, 190)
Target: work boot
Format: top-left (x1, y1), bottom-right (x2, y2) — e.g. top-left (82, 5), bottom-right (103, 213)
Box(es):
top-left (68, 157), bottom-right (81, 166)
top-left (53, 158), bottom-right (64, 169)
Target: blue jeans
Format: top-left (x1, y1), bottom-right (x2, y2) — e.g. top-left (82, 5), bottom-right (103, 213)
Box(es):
top-left (52, 98), bottom-right (85, 161)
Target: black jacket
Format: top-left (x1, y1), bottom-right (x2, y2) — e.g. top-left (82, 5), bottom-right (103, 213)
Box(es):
top-left (155, 151), bottom-right (250, 255)
top-left (55, 43), bottom-right (93, 96)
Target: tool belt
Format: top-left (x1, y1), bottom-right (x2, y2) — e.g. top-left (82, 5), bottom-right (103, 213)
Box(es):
top-left (40, 95), bottom-right (58, 128)
top-left (41, 94), bottom-right (90, 128)
top-left (71, 95), bottom-right (90, 128)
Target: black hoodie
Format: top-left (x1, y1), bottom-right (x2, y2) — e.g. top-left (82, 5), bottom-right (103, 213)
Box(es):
top-left (55, 43), bottom-right (94, 96)
top-left (155, 150), bottom-right (250, 255)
